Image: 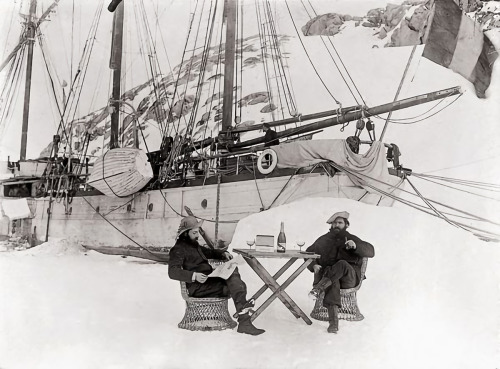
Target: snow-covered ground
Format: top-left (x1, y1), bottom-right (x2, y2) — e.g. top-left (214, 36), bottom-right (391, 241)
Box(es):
top-left (1, 198), bottom-right (499, 369)
top-left (1, 1), bottom-right (499, 367)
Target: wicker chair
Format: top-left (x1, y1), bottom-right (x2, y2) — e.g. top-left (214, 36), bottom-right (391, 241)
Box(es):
top-left (310, 258), bottom-right (368, 322)
top-left (178, 260), bottom-right (237, 331)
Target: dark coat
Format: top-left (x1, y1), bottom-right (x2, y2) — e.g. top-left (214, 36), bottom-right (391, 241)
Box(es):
top-left (306, 228), bottom-right (374, 284)
top-left (168, 237), bottom-right (226, 283)
top-left (264, 129), bottom-right (279, 147)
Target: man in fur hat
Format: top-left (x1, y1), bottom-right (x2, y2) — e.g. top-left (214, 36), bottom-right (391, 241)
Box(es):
top-left (168, 216), bottom-right (265, 335)
top-left (305, 211), bottom-right (374, 333)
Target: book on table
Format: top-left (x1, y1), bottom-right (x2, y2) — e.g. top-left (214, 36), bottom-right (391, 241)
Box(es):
top-left (255, 235), bottom-right (274, 253)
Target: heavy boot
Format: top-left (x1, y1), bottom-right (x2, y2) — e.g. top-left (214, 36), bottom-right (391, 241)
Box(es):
top-left (237, 313), bottom-right (265, 336)
top-left (308, 277), bottom-right (333, 300)
top-left (327, 305), bottom-right (339, 333)
top-left (232, 298), bottom-right (255, 319)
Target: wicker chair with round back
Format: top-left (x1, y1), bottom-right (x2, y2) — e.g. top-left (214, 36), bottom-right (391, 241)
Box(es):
top-left (310, 257), bottom-right (368, 322)
top-left (178, 260), bottom-right (237, 331)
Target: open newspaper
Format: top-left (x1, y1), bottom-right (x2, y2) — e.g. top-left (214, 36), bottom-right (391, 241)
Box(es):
top-left (208, 254), bottom-right (245, 280)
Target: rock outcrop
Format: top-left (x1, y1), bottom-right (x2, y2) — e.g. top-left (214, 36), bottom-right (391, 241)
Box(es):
top-left (388, 4), bottom-right (430, 47)
top-left (300, 0), bottom-right (499, 40)
top-left (301, 13), bottom-right (345, 36)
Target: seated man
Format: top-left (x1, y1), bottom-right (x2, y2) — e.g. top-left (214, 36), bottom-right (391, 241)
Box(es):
top-left (306, 211), bottom-right (374, 334)
top-left (168, 216), bottom-right (265, 336)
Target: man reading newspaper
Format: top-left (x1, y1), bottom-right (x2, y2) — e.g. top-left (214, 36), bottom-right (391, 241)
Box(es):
top-left (168, 216), bottom-right (265, 336)
top-left (208, 254), bottom-right (245, 279)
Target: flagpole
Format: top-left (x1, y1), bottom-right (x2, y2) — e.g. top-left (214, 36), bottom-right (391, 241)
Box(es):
top-left (379, 45), bottom-right (418, 141)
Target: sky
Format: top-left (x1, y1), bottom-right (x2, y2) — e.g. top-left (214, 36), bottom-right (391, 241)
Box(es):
top-left (0, 197), bottom-right (499, 369)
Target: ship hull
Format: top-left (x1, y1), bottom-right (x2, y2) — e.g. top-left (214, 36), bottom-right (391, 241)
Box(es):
top-left (26, 170), bottom-right (398, 248)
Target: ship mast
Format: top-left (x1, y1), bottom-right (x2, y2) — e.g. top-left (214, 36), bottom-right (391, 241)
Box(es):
top-left (109, 0), bottom-right (125, 149)
top-left (222, 0), bottom-right (237, 132)
top-left (20, 0), bottom-right (37, 161)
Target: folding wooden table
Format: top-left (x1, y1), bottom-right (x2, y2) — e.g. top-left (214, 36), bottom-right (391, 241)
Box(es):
top-left (233, 249), bottom-right (320, 325)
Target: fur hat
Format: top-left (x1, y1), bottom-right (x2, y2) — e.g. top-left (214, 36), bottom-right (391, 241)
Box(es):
top-left (176, 216), bottom-right (204, 239)
top-left (326, 211), bottom-right (350, 224)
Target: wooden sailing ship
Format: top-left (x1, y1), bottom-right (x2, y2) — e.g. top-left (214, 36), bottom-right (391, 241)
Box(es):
top-left (4, 0), bottom-right (493, 251)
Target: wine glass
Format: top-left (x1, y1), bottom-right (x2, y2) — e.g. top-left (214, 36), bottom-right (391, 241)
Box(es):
top-left (246, 239), bottom-right (255, 249)
top-left (296, 240), bottom-right (305, 252)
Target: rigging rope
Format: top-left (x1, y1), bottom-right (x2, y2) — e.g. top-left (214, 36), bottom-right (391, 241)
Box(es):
top-left (81, 196), bottom-right (161, 258)
top-left (413, 173), bottom-right (500, 190)
top-left (420, 154), bottom-right (500, 174)
top-left (255, 0), bottom-right (275, 115)
top-left (370, 92), bottom-right (463, 125)
top-left (265, 1), bottom-right (298, 117)
top-left (186, 0), bottom-right (218, 139)
top-left (299, 0), bottom-right (361, 106)
top-left (251, 155), bottom-right (265, 210)
top-left (380, 45), bottom-right (417, 140)
top-left (62, 1), bottom-right (104, 150)
top-left (405, 176), bottom-right (469, 232)
top-left (0, 41), bottom-right (26, 138)
top-left (264, 0), bottom-right (298, 120)
top-left (266, 169), bottom-right (299, 210)
top-left (412, 173), bottom-right (500, 201)
top-left (263, 1), bottom-right (285, 120)
top-left (284, 0), bottom-right (341, 106)
top-left (306, 0), bottom-right (367, 106)
top-left (215, 174), bottom-right (221, 243)
top-left (328, 161), bottom-right (500, 236)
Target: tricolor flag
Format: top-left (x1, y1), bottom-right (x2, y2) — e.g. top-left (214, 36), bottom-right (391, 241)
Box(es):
top-left (422, 0), bottom-right (498, 98)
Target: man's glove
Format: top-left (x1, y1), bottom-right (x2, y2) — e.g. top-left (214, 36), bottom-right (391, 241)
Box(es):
top-left (223, 251), bottom-right (233, 261)
top-left (345, 240), bottom-right (357, 250)
top-left (193, 272), bottom-right (208, 283)
top-left (313, 264), bottom-right (322, 274)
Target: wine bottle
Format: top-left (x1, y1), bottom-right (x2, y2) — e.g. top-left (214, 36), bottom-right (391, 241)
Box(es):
top-left (277, 221), bottom-right (286, 253)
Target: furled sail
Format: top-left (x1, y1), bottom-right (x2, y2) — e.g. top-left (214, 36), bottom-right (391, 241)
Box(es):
top-left (88, 148), bottom-right (153, 197)
top-left (273, 140), bottom-right (402, 195)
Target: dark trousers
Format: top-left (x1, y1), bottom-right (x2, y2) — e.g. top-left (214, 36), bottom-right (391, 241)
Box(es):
top-left (189, 267), bottom-right (248, 312)
top-left (314, 260), bottom-right (357, 308)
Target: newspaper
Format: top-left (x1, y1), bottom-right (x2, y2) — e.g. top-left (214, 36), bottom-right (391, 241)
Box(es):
top-left (208, 254), bottom-right (245, 280)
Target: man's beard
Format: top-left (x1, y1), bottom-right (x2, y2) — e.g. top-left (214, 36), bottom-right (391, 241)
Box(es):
top-left (331, 227), bottom-right (346, 236)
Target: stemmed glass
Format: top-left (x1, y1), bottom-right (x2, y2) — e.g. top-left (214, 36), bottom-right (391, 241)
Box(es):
top-left (296, 240), bottom-right (305, 252)
top-left (246, 239), bottom-right (255, 249)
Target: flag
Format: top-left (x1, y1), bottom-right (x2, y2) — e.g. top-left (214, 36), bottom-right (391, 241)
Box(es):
top-left (422, 0), bottom-right (498, 98)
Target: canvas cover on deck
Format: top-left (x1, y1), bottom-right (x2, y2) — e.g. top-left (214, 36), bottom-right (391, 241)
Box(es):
top-left (88, 148), bottom-right (153, 197)
top-left (0, 198), bottom-right (32, 220)
top-left (272, 140), bottom-right (402, 195)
